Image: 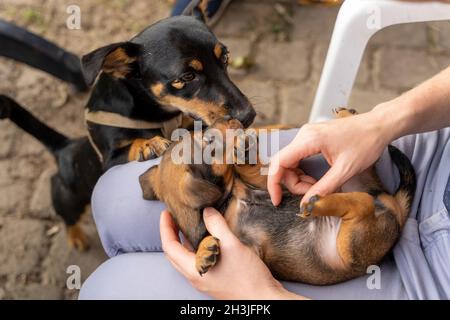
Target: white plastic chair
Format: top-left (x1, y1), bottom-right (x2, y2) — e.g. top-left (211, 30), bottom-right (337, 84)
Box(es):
top-left (309, 0), bottom-right (450, 122)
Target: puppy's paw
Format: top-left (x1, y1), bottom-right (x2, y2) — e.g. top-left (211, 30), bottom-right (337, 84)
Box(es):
top-left (67, 224), bottom-right (90, 251)
top-left (298, 195), bottom-right (320, 219)
top-left (195, 236), bottom-right (220, 276)
top-left (234, 130), bottom-right (258, 164)
top-left (129, 136), bottom-right (171, 162)
top-left (332, 107), bottom-right (358, 118)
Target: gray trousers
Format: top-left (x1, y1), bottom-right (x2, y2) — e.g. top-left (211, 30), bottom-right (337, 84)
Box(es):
top-left (79, 128), bottom-right (450, 300)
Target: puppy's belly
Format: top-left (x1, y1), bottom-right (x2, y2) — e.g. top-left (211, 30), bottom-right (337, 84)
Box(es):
top-left (313, 217), bottom-right (345, 270)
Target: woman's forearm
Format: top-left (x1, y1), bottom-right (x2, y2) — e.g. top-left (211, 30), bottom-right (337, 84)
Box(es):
top-left (373, 65), bottom-right (450, 142)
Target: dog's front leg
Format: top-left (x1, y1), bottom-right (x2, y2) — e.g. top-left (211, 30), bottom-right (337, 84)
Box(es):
top-left (128, 136), bottom-right (171, 161)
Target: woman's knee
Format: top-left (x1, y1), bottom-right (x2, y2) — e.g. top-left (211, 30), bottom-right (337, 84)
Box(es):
top-left (92, 160), bottom-right (165, 257)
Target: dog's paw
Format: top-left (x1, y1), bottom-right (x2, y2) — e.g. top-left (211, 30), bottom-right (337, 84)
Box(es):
top-left (234, 130), bottom-right (258, 164)
top-left (195, 236), bottom-right (220, 276)
top-left (332, 107), bottom-right (357, 118)
top-left (298, 195), bottom-right (320, 219)
top-left (67, 224), bottom-right (90, 251)
top-left (129, 136), bottom-right (171, 162)
top-left (138, 137), bottom-right (171, 161)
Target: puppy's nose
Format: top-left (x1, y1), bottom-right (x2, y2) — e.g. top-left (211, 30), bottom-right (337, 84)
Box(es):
top-left (234, 108), bottom-right (256, 128)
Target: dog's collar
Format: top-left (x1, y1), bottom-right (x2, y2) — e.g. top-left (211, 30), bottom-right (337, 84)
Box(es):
top-left (84, 109), bottom-right (182, 139)
top-left (84, 109), bottom-right (182, 163)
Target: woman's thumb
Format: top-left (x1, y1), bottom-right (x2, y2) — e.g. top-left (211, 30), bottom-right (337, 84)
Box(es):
top-left (203, 208), bottom-right (237, 243)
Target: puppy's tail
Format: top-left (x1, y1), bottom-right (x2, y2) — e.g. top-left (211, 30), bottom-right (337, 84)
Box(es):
top-left (388, 145), bottom-right (417, 226)
top-left (0, 95), bottom-right (69, 154)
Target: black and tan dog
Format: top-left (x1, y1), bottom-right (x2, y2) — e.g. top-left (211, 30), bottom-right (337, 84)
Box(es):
top-left (139, 108), bottom-right (416, 285)
top-left (0, 0), bottom-right (255, 250)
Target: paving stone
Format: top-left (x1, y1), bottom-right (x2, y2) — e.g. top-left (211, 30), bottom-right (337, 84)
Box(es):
top-left (0, 217), bottom-right (47, 275)
top-left (348, 88), bottom-right (399, 114)
top-left (11, 132), bottom-right (47, 157)
top-left (0, 122), bottom-right (15, 158)
top-left (29, 168), bottom-right (55, 219)
top-left (42, 220), bottom-right (107, 289)
top-left (221, 37), bottom-right (253, 59)
top-left (371, 23), bottom-right (427, 48)
top-left (4, 282), bottom-right (62, 300)
top-left (213, 2), bottom-right (275, 38)
top-left (280, 83), bottom-right (315, 126)
top-left (0, 160), bottom-right (14, 187)
top-left (253, 40), bottom-right (310, 81)
top-left (291, 6), bottom-right (339, 44)
top-left (234, 79), bottom-right (277, 125)
top-left (427, 21), bottom-right (450, 53)
top-left (220, 37), bottom-right (253, 77)
top-left (0, 180), bottom-right (31, 215)
top-left (376, 48), bottom-right (450, 90)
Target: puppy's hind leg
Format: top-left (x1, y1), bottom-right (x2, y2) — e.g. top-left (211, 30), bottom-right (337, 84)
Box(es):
top-left (298, 192), bottom-right (397, 270)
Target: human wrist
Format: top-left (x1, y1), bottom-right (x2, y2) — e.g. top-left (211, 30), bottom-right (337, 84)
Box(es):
top-left (260, 282), bottom-right (307, 300)
top-left (371, 97), bottom-right (414, 143)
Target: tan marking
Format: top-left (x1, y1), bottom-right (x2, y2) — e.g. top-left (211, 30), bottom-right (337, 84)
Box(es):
top-left (171, 80), bottom-right (185, 89)
top-left (67, 223), bottom-right (90, 251)
top-left (128, 138), bottom-right (148, 162)
top-left (199, 0), bottom-right (209, 18)
top-left (156, 95), bottom-right (228, 125)
top-left (214, 43), bottom-right (222, 59)
top-left (128, 136), bottom-right (171, 162)
top-left (150, 83), bottom-right (165, 97)
top-left (103, 48), bottom-right (136, 79)
top-left (189, 59), bottom-right (203, 71)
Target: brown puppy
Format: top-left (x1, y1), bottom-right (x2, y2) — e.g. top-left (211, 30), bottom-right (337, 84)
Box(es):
top-left (139, 108), bottom-right (416, 285)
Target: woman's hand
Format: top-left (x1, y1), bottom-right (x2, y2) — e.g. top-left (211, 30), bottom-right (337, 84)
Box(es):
top-left (160, 208), bottom-right (305, 300)
top-left (268, 111), bottom-right (393, 206)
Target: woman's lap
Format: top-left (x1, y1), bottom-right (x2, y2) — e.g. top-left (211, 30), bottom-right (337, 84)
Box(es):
top-left (82, 128), bottom-right (450, 299)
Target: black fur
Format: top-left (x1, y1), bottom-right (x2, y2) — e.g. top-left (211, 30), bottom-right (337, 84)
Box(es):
top-left (388, 144), bottom-right (417, 205)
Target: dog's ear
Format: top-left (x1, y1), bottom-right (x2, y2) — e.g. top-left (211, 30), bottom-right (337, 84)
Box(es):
top-left (182, 0), bottom-right (209, 23)
top-left (139, 166), bottom-right (159, 200)
top-left (81, 42), bottom-right (141, 86)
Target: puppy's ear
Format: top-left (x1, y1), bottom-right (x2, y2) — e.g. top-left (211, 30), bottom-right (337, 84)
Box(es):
top-left (139, 166), bottom-right (159, 200)
top-left (81, 42), bottom-right (141, 86)
top-left (182, 0), bottom-right (209, 23)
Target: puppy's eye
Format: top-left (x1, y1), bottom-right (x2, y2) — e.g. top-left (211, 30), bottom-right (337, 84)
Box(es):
top-left (180, 72), bottom-right (195, 82)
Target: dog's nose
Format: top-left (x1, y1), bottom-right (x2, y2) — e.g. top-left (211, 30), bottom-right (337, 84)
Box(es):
top-left (239, 108), bottom-right (256, 128)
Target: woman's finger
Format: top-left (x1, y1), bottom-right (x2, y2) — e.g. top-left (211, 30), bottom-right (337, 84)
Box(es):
top-left (203, 208), bottom-right (239, 245)
top-left (283, 170), bottom-right (315, 195)
top-left (160, 210), bottom-right (197, 279)
top-left (267, 161), bottom-right (285, 206)
top-left (301, 162), bottom-right (348, 205)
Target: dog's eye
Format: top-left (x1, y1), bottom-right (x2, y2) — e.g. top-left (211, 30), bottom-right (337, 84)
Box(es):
top-left (180, 72), bottom-right (195, 82)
